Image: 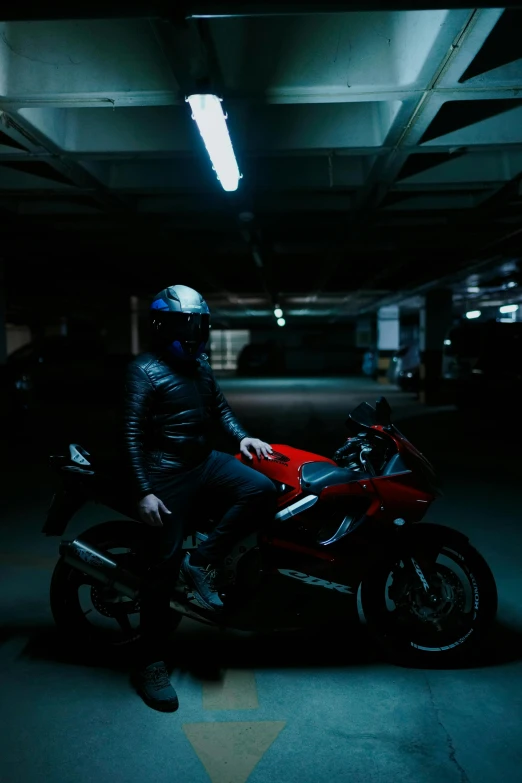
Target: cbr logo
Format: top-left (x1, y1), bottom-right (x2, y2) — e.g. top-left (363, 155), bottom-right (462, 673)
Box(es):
top-left (278, 568), bottom-right (355, 595)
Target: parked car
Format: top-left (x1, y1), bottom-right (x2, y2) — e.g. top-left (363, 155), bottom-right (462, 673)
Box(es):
top-left (443, 320), bottom-right (522, 409)
top-left (388, 344), bottom-right (420, 393)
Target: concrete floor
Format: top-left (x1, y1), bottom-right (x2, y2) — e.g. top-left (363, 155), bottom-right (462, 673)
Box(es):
top-left (1, 377), bottom-right (521, 783)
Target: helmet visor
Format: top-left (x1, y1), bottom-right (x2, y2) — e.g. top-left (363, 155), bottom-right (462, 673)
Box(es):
top-left (153, 312), bottom-right (210, 345)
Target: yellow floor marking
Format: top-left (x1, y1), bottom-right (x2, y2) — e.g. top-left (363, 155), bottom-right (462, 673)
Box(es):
top-left (203, 669), bottom-right (259, 711)
top-left (183, 721), bottom-right (286, 783)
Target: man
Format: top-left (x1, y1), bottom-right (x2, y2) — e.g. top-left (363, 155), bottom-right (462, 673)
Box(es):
top-left (122, 284), bottom-right (277, 712)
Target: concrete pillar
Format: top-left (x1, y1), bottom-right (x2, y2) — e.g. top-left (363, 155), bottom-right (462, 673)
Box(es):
top-left (0, 259), bottom-right (7, 365)
top-left (419, 288), bottom-right (453, 404)
top-left (377, 305), bottom-right (400, 384)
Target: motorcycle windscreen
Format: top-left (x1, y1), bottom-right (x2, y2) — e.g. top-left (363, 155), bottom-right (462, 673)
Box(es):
top-left (394, 432), bottom-right (442, 496)
top-left (346, 401), bottom-right (378, 429)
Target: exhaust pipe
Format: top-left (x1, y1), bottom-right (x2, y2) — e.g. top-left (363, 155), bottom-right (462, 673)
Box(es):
top-left (59, 538), bottom-right (221, 627)
top-left (59, 539), bottom-right (142, 599)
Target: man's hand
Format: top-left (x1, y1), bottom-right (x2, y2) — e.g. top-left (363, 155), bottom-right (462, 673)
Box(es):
top-left (240, 437), bottom-right (273, 461)
top-left (138, 493), bottom-right (172, 527)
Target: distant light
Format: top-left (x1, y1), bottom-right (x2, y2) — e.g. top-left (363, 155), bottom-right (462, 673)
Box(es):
top-left (467, 286), bottom-right (480, 293)
top-left (466, 310), bottom-right (481, 320)
top-left (277, 318), bottom-right (286, 327)
top-left (186, 94), bottom-right (241, 192)
top-left (499, 304), bottom-right (519, 314)
top-left (506, 281), bottom-right (517, 289)
top-left (444, 339), bottom-right (452, 346)
top-left (274, 307), bottom-right (283, 318)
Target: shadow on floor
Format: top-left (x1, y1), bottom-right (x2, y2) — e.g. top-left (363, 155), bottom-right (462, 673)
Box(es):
top-left (3, 617), bottom-right (522, 679)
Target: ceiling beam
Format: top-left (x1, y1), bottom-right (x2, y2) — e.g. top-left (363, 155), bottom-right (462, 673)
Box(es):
top-left (306, 9), bottom-right (503, 302)
top-left (148, 16), bottom-right (223, 97)
top-left (0, 112), bottom-right (132, 213)
top-left (355, 208), bottom-right (522, 315)
top-left (2, 2), bottom-right (520, 23)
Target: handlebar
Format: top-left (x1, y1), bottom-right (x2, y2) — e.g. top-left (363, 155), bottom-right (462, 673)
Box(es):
top-left (333, 437), bottom-right (363, 462)
top-left (333, 432), bottom-right (390, 477)
top-left (359, 446), bottom-right (377, 477)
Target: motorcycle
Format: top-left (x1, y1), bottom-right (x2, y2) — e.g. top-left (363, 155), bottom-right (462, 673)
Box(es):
top-left (43, 396), bottom-right (498, 665)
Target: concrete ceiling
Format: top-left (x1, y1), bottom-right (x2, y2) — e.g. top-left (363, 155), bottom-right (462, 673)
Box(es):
top-left (1, 3), bottom-right (522, 326)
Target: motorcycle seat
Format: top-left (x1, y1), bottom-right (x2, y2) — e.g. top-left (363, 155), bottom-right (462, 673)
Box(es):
top-left (301, 461), bottom-right (369, 493)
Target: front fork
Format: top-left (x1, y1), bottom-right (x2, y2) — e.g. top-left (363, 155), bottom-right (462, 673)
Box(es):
top-left (409, 557), bottom-right (431, 593)
top-left (388, 555), bottom-right (434, 603)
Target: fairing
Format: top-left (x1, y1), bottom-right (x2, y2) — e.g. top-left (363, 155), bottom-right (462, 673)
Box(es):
top-left (235, 444), bottom-right (335, 507)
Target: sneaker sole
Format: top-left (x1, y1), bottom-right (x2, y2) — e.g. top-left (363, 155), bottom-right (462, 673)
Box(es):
top-left (181, 564), bottom-right (224, 613)
top-left (189, 590), bottom-right (224, 613)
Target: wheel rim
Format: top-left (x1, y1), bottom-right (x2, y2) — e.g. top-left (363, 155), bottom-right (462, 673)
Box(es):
top-left (66, 541), bottom-right (150, 647)
top-left (375, 545), bottom-right (480, 652)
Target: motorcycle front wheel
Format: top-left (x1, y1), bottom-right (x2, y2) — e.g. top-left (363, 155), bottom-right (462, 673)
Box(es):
top-left (361, 536), bottom-right (498, 667)
top-left (49, 519), bottom-right (182, 657)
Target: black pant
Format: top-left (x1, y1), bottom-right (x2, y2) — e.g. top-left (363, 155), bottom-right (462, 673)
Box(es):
top-left (137, 450), bottom-right (277, 666)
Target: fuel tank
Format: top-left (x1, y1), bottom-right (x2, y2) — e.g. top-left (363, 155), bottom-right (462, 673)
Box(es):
top-left (235, 444), bottom-right (335, 505)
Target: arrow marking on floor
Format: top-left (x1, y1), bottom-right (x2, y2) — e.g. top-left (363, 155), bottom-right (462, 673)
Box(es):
top-left (202, 669), bottom-right (259, 711)
top-left (183, 721), bottom-right (286, 783)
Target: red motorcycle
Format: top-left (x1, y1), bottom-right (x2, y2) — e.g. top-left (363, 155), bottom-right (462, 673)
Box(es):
top-left (44, 397), bottom-right (498, 665)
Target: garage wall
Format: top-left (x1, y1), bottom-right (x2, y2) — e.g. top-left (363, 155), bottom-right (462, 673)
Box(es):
top-left (248, 325), bottom-right (361, 375)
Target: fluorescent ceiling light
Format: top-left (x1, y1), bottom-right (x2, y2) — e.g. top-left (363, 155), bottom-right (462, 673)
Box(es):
top-left (499, 304), bottom-right (519, 314)
top-left (274, 307), bottom-right (283, 318)
top-left (187, 94), bottom-right (241, 192)
top-left (465, 310), bottom-right (481, 319)
top-left (467, 286), bottom-right (480, 293)
top-left (277, 318), bottom-right (286, 326)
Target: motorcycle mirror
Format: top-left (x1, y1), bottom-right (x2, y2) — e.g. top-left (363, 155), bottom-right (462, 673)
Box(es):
top-left (375, 396), bottom-right (392, 426)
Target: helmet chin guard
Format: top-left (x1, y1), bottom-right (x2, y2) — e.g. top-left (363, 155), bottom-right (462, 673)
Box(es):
top-left (167, 339), bottom-right (207, 362)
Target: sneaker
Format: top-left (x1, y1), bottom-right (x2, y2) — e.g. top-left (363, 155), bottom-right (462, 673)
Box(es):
top-left (180, 552), bottom-right (224, 612)
top-left (131, 661), bottom-right (179, 712)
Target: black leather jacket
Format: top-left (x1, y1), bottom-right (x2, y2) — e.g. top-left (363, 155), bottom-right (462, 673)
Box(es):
top-left (122, 351), bottom-right (249, 500)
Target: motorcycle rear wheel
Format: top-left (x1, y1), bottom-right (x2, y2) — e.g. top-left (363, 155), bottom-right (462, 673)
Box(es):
top-left (50, 519), bottom-right (182, 657)
top-left (361, 537), bottom-right (498, 667)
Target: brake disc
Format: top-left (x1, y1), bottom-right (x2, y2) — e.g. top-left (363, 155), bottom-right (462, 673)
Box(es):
top-left (392, 564), bottom-right (466, 625)
top-left (90, 586), bottom-right (140, 618)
